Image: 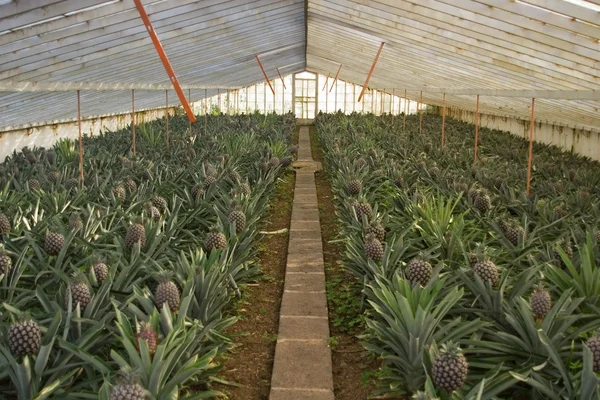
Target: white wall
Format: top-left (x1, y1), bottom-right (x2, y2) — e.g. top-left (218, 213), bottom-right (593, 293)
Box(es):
top-left (440, 107), bottom-right (600, 161)
top-left (0, 107), bottom-right (178, 162)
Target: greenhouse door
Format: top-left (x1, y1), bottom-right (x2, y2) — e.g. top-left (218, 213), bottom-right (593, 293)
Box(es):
top-left (293, 72), bottom-right (318, 119)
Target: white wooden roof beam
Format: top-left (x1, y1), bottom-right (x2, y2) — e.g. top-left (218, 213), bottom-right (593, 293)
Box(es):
top-left (0, 81), bottom-right (240, 92)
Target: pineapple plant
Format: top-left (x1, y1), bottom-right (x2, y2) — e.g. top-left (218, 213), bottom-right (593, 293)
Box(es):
top-left (238, 181), bottom-right (251, 195)
top-left (154, 275), bottom-right (180, 312)
top-left (472, 258), bottom-right (499, 286)
top-left (530, 283), bottom-right (552, 319)
top-left (228, 202), bottom-right (246, 233)
top-left (204, 227), bottom-right (227, 252)
top-left (268, 157), bottom-right (280, 168)
top-left (135, 321), bottom-right (158, 356)
top-left (110, 371), bottom-right (146, 400)
top-left (363, 233), bottom-right (384, 262)
top-left (0, 212), bottom-right (10, 235)
top-left (65, 277), bottom-right (92, 311)
top-left (64, 177), bottom-right (79, 191)
top-left (151, 196), bottom-right (168, 213)
top-left (280, 156), bottom-right (293, 167)
top-left (432, 342), bottom-right (468, 392)
top-left (125, 223), bottom-right (146, 249)
top-left (406, 258), bottom-right (433, 287)
top-left (8, 319), bottom-right (41, 357)
top-left (44, 231), bottom-right (65, 255)
top-left (347, 179), bottom-right (362, 195)
top-left (586, 333), bottom-right (600, 372)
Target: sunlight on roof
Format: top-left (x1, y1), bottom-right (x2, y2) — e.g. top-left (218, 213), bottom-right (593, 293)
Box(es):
top-left (562, 0), bottom-right (600, 11)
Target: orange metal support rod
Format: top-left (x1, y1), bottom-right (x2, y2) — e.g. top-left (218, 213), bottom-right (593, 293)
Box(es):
top-left (419, 91), bottom-right (423, 135)
top-left (403, 89), bottom-right (407, 131)
top-left (132, 89), bottom-right (136, 157)
top-left (188, 89), bottom-right (192, 132)
top-left (276, 67), bottom-right (287, 90)
top-left (358, 42), bottom-right (385, 102)
top-left (441, 93), bottom-right (446, 149)
top-left (474, 95), bottom-right (480, 164)
top-left (255, 56), bottom-right (275, 95)
top-left (133, 0), bottom-right (196, 123)
top-left (322, 73), bottom-right (330, 92)
top-left (527, 98), bottom-right (536, 196)
top-left (204, 88), bottom-right (208, 132)
top-left (77, 90), bottom-right (83, 181)
top-left (330, 64), bottom-right (343, 93)
top-left (392, 88), bottom-right (395, 121)
top-left (165, 90), bottom-right (169, 148)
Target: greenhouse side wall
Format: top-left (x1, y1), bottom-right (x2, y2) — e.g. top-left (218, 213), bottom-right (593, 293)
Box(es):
top-left (436, 107), bottom-right (600, 162)
top-left (0, 107), bottom-right (181, 162)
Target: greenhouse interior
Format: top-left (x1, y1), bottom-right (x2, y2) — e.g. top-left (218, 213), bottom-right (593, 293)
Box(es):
top-left (1, 1), bottom-right (600, 399)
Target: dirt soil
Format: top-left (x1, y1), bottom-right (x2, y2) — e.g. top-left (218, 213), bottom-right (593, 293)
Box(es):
top-left (310, 126), bottom-right (380, 400)
top-left (212, 170), bottom-right (295, 399)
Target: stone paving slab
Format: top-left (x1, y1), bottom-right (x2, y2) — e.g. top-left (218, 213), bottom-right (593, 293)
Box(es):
top-left (270, 341), bottom-right (334, 390)
top-left (270, 388), bottom-right (334, 400)
top-left (279, 291), bottom-right (328, 317)
top-left (289, 229), bottom-right (323, 241)
top-left (277, 315), bottom-right (330, 341)
top-left (284, 272), bottom-right (326, 292)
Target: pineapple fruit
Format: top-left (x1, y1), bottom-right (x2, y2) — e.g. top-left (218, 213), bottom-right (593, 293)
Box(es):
top-left (406, 258), bottom-right (432, 287)
top-left (432, 342), bottom-right (468, 392)
top-left (65, 278), bottom-right (92, 311)
top-left (135, 321), bottom-right (158, 356)
top-left (0, 212), bottom-right (11, 235)
top-left (586, 333), bottom-right (600, 372)
top-left (363, 233), bottom-right (384, 262)
top-left (111, 372), bottom-right (146, 400)
top-left (472, 259), bottom-right (499, 286)
top-left (228, 202), bottom-right (246, 233)
top-left (44, 231), bottom-right (65, 255)
top-left (8, 319), bottom-right (41, 357)
top-left (154, 276), bottom-right (180, 312)
top-left (125, 223), bottom-right (146, 249)
top-left (204, 227), bottom-right (227, 252)
top-left (530, 283), bottom-right (551, 319)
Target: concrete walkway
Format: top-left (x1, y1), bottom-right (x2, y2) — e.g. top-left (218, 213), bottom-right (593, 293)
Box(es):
top-left (269, 127), bottom-right (334, 400)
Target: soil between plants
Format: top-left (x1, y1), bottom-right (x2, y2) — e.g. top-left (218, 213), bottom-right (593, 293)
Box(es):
top-left (310, 126), bottom-right (380, 400)
top-left (212, 171), bottom-right (295, 398)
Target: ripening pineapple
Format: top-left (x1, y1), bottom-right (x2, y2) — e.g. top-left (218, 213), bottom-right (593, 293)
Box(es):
top-left (203, 175), bottom-right (217, 189)
top-left (280, 156), bottom-right (293, 167)
top-left (155, 276), bottom-right (180, 312)
top-left (135, 321), bottom-right (158, 356)
top-left (204, 163), bottom-right (217, 177)
top-left (0, 247), bottom-right (11, 275)
top-left (69, 214), bottom-right (84, 231)
top-left (288, 145), bottom-right (298, 155)
top-left (394, 175), bottom-right (404, 188)
top-left (406, 258), bottom-right (433, 287)
top-left (355, 158), bottom-right (367, 168)
top-left (568, 168), bottom-right (576, 181)
top-left (553, 181), bottom-right (564, 193)
top-left (151, 196), bottom-right (167, 214)
top-left (190, 184), bottom-right (203, 200)
top-left (432, 342), bottom-right (468, 392)
top-left (142, 169), bottom-right (152, 181)
top-left (365, 221), bottom-right (385, 242)
top-left (473, 259), bottom-right (499, 286)
top-left (595, 231), bottom-right (600, 244)
top-left (110, 372), bottom-right (146, 400)
top-left (553, 204), bottom-right (568, 219)
top-left (586, 333), bottom-right (600, 372)
top-left (473, 192), bottom-right (491, 214)
top-left (47, 170), bottom-right (60, 184)
top-left (0, 212), bottom-right (10, 235)
top-left (64, 178), bottom-right (79, 191)
top-left (28, 178), bottom-right (41, 191)
top-left (530, 283), bottom-right (552, 319)
top-left (347, 180), bottom-right (362, 195)
top-left (125, 223), bottom-right (146, 249)
top-left (228, 203), bottom-right (246, 233)
top-left (352, 200), bottom-right (373, 222)
top-left (238, 181), bottom-right (251, 195)
top-left (8, 319), bottom-right (41, 357)
top-left (145, 204), bottom-right (161, 222)
top-left (363, 233), bottom-right (384, 262)
top-left (268, 157), bottom-right (280, 169)
top-left (505, 225), bottom-right (525, 246)
top-left (124, 179), bottom-right (137, 193)
top-left (44, 232), bottom-right (65, 255)
top-left (92, 261), bottom-right (109, 284)
top-left (65, 278), bottom-right (92, 311)
top-left (204, 227), bottom-right (227, 252)
top-left (113, 185), bottom-right (126, 202)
